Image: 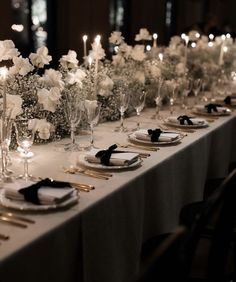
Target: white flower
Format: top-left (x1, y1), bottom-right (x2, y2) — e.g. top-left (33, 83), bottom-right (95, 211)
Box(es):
top-left (169, 36), bottom-right (182, 48)
top-left (119, 43), bottom-right (132, 58)
top-left (148, 65), bottom-right (162, 79)
top-left (59, 50), bottom-right (78, 69)
top-left (9, 56), bottom-right (33, 76)
top-left (29, 46), bottom-right (52, 68)
top-left (135, 28), bottom-right (152, 41)
top-left (90, 42), bottom-right (106, 60)
top-left (98, 76), bottom-right (114, 96)
top-left (188, 30), bottom-right (200, 41)
top-left (37, 87), bottom-right (61, 112)
top-left (109, 31), bottom-right (124, 45)
top-left (175, 62), bottom-right (186, 76)
top-left (66, 69), bottom-right (86, 87)
top-left (131, 45), bottom-right (146, 61)
top-left (30, 118), bottom-right (52, 139)
top-left (0, 94), bottom-right (23, 119)
top-left (41, 69), bottom-right (64, 90)
top-left (0, 40), bottom-right (19, 62)
top-left (133, 71), bottom-right (145, 84)
top-left (112, 54), bottom-right (125, 66)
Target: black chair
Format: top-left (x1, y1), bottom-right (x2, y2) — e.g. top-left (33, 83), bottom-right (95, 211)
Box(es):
top-left (136, 169), bottom-right (236, 282)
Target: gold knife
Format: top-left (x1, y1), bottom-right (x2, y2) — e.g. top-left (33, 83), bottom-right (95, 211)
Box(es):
top-left (0, 212), bottom-right (35, 224)
top-left (0, 216), bottom-right (28, 228)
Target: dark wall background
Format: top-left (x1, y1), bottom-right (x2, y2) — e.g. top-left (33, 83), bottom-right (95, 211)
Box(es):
top-left (0, 0), bottom-right (236, 63)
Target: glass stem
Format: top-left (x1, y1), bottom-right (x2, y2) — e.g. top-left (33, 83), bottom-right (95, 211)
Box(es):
top-left (90, 124), bottom-right (94, 147)
top-left (120, 113), bottom-right (124, 130)
top-left (23, 157), bottom-right (29, 179)
top-left (71, 124), bottom-right (76, 145)
top-left (136, 113), bottom-right (140, 130)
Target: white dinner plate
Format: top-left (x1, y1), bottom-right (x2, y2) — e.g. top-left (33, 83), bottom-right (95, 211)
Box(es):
top-left (164, 118), bottom-right (209, 129)
top-left (128, 132), bottom-right (184, 145)
top-left (0, 190), bottom-right (79, 211)
top-left (78, 154), bottom-right (142, 170)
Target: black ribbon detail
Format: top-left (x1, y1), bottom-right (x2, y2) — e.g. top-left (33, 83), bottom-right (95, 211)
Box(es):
top-left (95, 144), bottom-right (118, 166)
top-left (205, 103), bottom-right (222, 113)
top-left (177, 115), bottom-right (193, 125)
top-left (19, 178), bottom-right (72, 205)
top-left (224, 96), bottom-right (231, 105)
top-left (148, 129), bottom-right (163, 142)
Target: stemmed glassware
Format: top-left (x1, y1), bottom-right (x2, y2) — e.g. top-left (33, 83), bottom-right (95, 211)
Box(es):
top-left (115, 92), bottom-right (130, 132)
top-left (192, 78), bottom-right (202, 105)
top-left (62, 91), bottom-right (83, 151)
top-left (152, 78), bottom-right (163, 120)
top-left (84, 100), bottom-right (101, 150)
top-left (14, 119), bottom-right (36, 181)
top-left (131, 89), bottom-right (147, 131)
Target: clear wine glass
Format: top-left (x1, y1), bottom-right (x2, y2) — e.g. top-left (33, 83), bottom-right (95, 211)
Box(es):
top-left (192, 78), bottom-right (202, 105)
top-left (61, 92), bottom-right (83, 152)
top-left (14, 119), bottom-right (36, 181)
top-left (115, 92), bottom-right (130, 132)
top-left (84, 100), bottom-right (101, 150)
top-left (131, 89), bottom-right (147, 130)
top-left (152, 78), bottom-right (163, 120)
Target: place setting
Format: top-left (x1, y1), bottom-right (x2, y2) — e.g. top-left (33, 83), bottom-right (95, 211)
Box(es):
top-left (163, 114), bottom-right (209, 130)
top-left (192, 103), bottom-right (232, 116)
top-left (128, 128), bottom-right (184, 146)
top-left (0, 178), bottom-right (81, 211)
top-left (76, 144), bottom-right (143, 171)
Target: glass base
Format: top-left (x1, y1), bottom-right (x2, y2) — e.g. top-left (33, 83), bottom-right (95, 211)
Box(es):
top-left (16, 174), bottom-right (40, 182)
top-left (54, 142), bottom-right (84, 152)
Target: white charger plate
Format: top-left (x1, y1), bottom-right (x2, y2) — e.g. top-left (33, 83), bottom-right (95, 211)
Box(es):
top-left (164, 118), bottom-right (209, 129)
top-left (0, 190), bottom-right (79, 211)
top-left (78, 154), bottom-right (142, 170)
top-left (193, 107), bottom-right (231, 116)
top-left (128, 132), bottom-right (183, 145)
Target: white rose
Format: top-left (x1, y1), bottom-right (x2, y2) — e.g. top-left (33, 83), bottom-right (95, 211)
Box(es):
top-left (135, 28), bottom-right (152, 41)
top-left (0, 94), bottom-right (23, 119)
top-left (109, 31), bottom-right (124, 45)
top-left (9, 56), bottom-right (33, 76)
top-left (0, 40), bottom-right (19, 62)
top-left (131, 45), bottom-right (146, 61)
top-left (98, 76), bottom-right (114, 96)
top-left (60, 50), bottom-right (78, 69)
top-left (41, 69), bottom-right (64, 90)
top-left (29, 46), bottom-right (52, 68)
top-left (66, 69), bottom-right (86, 87)
top-left (37, 88), bottom-right (60, 112)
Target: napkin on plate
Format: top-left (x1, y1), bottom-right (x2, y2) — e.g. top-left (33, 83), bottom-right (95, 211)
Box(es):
top-left (4, 179), bottom-right (74, 205)
top-left (215, 95), bottom-right (236, 106)
top-left (194, 104), bottom-right (229, 114)
top-left (134, 129), bottom-right (179, 142)
top-left (85, 148), bottom-right (139, 166)
top-left (167, 116), bottom-right (206, 126)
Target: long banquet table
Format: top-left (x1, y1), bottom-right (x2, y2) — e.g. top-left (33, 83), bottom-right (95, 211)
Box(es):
top-left (0, 108), bottom-right (236, 282)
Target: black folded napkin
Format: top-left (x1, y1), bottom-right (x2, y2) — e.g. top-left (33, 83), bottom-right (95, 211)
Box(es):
top-left (95, 144), bottom-right (118, 166)
top-left (147, 128), bottom-right (163, 142)
top-left (19, 178), bottom-right (72, 205)
top-left (224, 96), bottom-right (231, 105)
top-left (177, 115), bottom-right (193, 125)
top-left (205, 103), bottom-right (222, 113)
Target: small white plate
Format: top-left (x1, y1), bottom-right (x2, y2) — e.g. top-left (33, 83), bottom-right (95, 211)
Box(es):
top-left (0, 190), bottom-right (79, 211)
top-left (128, 132), bottom-right (183, 145)
top-left (78, 154), bottom-right (142, 170)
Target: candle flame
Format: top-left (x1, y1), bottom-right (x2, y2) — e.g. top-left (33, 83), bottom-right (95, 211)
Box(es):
top-left (0, 67), bottom-right (8, 80)
top-left (83, 35), bottom-right (88, 42)
top-left (153, 33), bottom-right (158, 40)
top-left (95, 35), bottom-right (101, 45)
top-left (158, 53), bottom-right (163, 62)
top-left (88, 56), bottom-right (93, 66)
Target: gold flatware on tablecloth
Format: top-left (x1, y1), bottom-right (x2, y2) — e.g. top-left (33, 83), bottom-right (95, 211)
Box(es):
top-left (0, 216), bottom-right (28, 228)
top-left (119, 143), bottom-right (159, 152)
top-left (0, 212), bottom-right (35, 224)
top-left (64, 167), bottom-right (111, 180)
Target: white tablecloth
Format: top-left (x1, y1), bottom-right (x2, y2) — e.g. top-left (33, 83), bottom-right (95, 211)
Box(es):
top-left (0, 109), bottom-right (236, 282)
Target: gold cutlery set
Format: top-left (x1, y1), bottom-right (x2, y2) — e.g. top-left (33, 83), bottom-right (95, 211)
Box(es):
top-left (0, 212), bottom-right (35, 242)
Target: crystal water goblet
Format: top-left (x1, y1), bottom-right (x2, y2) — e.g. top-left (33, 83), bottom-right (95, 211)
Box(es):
top-left (131, 89), bottom-right (147, 131)
top-left (14, 119), bottom-right (36, 181)
top-left (84, 100), bottom-right (101, 150)
top-left (115, 92), bottom-right (130, 132)
top-left (59, 90), bottom-right (83, 152)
